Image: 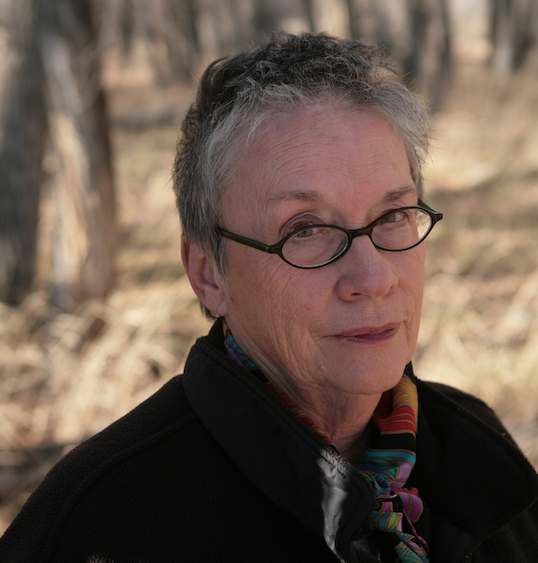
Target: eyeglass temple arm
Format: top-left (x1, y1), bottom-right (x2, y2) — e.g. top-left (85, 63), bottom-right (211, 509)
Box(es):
top-left (218, 229), bottom-right (277, 253)
top-left (418, 198), bottom-right (443, 223)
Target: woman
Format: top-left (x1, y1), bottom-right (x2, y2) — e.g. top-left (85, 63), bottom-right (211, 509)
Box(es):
top-left (1, 31), bottom-right (537, 563)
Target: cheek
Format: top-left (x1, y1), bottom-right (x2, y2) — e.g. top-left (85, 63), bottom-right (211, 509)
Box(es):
top-left (414, 247), bottom-right (426, 301)
top-left (401, 245), bottom-right (425, 293)
top-left (260, 268), bottom-right (320, 326)
top-left (225, 251), bottom-right (289, 313)
top-left (227, 252), bottom-right (328, 330)
top-left (400, 247), bottom-right (425, 331)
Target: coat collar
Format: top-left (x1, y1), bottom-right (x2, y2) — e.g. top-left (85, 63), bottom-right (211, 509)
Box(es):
top-left (183, 320), bottom-right (375, 562)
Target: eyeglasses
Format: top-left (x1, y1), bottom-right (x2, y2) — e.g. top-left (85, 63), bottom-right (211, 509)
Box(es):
top-left (217, 199), bottom-right (443, 269)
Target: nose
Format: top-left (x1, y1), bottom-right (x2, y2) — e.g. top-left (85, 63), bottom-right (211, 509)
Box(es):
top-left (335, 234), bottom-right (398, 301)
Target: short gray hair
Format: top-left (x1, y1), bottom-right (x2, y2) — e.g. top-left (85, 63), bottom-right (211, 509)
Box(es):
top-left (173, 31), bottom-right (430, 314)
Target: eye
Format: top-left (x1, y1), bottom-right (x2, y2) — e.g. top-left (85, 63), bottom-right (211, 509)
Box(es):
top-left (379, 209), bottom-right (410, 224)
top-left (286, 224), bottom-right (332, 244)
top-left (282, 216), bottom-right (322, 238)
top-left (295, 226), bottom-right (316, 238)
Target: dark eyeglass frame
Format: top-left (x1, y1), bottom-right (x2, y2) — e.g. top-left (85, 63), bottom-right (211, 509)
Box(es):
top-left (217, 199), bottom-right (443, 269)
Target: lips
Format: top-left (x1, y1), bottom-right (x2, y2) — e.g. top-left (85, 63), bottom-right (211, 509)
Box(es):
top-left (334, 322), bottom-right (400, 344)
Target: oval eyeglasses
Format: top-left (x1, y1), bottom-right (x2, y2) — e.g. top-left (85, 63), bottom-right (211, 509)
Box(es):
top-left (217, 199), bottom-right (443, 269)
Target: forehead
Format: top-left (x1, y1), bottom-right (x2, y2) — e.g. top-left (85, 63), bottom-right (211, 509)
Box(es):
top-left (222, 104), bottom-right (414, 225)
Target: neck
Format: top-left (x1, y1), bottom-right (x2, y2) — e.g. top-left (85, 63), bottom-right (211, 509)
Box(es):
top-left (308, 394), bottom-right (380, 465)
top-left (221, 322), bottom-right (381, 465)
top-left (274, 379), bottom-right (382, 466)
top-left (332, 422), bottom-right (376, 466)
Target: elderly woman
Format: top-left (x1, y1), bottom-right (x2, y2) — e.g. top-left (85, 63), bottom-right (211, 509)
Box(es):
top-left (1, 32), bottom-right (537, 563)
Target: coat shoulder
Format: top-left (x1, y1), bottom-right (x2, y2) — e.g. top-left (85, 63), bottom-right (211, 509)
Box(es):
top-left (416, 379), bottom-right (509, 436)
top-left (0, 375), bottom-right (198, 562)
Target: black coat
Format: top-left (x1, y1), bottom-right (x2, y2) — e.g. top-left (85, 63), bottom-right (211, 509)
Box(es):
top-left (1, 320), bottom-right (537, 562)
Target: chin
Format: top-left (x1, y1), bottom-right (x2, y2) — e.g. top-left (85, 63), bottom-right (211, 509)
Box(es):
top-left (336, 352), bottom-right (410, 396)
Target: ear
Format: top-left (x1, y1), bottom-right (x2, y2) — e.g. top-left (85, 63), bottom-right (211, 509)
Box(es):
top-left (181, 237), bottom-right (229, 317)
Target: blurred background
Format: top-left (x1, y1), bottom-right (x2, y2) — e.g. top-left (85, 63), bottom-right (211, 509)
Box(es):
top-left (0, 0), bottom-right (537, 533)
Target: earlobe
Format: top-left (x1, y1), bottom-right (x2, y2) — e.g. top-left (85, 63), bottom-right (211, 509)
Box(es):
top-left (181, 237), bottom-right (229, 317)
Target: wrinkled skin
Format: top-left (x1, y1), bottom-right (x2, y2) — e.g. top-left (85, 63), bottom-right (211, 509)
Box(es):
top-left (183, 104), bottom-right (425, 460)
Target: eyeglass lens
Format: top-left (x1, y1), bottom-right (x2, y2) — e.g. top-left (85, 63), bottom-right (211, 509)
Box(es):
top-left (282, 208), bottom-right (432, 267)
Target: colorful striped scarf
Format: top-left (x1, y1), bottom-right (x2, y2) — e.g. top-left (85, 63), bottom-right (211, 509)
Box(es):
top-left (357, 375), bottom-right (430, 562)
top-left (223, 322), bottom-right (430, 562)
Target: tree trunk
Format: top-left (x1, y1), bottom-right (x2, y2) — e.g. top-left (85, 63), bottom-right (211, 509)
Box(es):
top-left (490, 0), bottom-right (517, 77)
top-left (345, 0), bottom-right (363, 38)
top-left (0, 0), bottom-right (48, 305)
top-left (489, 0), bottom-right (537, 77)
top-left (405, 0), bottom-right (452, 111)
top-left (343, 0), bottom-right (453, 111)
top-left (164, 0), bottom-right (201, 82)
top-left (38, 0), bottom-right (116, 310)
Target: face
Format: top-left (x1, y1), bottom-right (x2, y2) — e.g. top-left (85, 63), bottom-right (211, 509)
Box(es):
top-left (211, 104), bottom-right (425, 407)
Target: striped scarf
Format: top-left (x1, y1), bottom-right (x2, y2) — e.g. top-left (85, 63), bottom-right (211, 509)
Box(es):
top-left (223, 322), bottom-right (430, 563)
top-left (357, 375), bottom-right (430, 562)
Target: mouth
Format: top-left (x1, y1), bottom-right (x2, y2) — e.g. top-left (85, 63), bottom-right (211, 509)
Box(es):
top-left (333, 323), bottom-right (400, 345)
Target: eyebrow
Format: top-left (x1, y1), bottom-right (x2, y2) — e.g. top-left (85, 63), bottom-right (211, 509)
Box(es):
top-left (268, 190), bottom-right (324, 204)
top-left (382, 185), bottom-right (417, 202)
top-left (268, 185), bottom-right (417, 204)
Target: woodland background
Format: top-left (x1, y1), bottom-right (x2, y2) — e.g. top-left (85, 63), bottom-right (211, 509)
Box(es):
top-left (0, 0), bottom-right (537, 532)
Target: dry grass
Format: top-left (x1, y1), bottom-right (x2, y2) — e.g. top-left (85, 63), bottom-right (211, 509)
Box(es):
top-left (1, 59), bottom-right (537, 533)
top-left (415, 64), bottom-right (538, 464)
